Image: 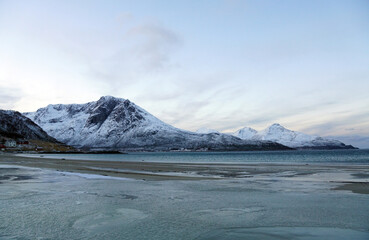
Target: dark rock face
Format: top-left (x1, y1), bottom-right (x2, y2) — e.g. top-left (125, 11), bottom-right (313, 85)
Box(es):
top-left (0, 110), bottom-right (57, 142)
top-left (85, 97), bottom-right (119, 128)
top-left (83, 97), bottom-right (146, 136)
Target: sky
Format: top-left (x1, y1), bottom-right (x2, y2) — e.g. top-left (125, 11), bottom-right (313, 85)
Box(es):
top-left (0, 0), bottom-right (368, 148)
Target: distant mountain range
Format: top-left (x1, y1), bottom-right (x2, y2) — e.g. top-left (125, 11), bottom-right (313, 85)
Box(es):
top-left (232, 123), bottom-right (355, 149)
top-left (0, 96), bottom-right (355, 151)
top-left (196, 127), bottom-right (220, 134)
top-left (0, 110), bottom-right (56, 142)
top-left (24, 96), bottom-right (289, 151)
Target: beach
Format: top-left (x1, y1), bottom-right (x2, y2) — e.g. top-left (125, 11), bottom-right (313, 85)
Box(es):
top-left (1, 153), bottom-right (368, 193)
top-left (1, 152), bottom-right (369, 239)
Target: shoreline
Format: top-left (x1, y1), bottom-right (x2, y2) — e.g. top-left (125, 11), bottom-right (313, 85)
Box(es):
top-left (1, 153), bottom-right (368, 194)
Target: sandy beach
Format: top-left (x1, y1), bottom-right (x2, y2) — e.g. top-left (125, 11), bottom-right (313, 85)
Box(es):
top-left (1, 153), bottom-right (368, 194)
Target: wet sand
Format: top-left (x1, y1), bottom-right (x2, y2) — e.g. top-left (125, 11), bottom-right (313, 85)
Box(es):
top-left (0, 153), bottom-right (368, 193)
top-left (333, 182), bottom-right (369, 194)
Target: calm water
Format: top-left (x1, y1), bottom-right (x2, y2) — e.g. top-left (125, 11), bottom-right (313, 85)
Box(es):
top-left (22, 149), bottom-right (369, 164)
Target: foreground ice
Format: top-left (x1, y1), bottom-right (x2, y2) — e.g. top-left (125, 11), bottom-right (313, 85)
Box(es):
top-left (197, 227), bottom-right (369, 240)
top-left (0, 165), bottom-right (368, 240)
top-left (58, 171), bottom-right (133, 180)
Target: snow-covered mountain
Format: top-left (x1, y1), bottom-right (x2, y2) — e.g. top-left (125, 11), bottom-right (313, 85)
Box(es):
top-left (25, 96), bottom-right (289, 151)
top-left (196, 127), bottom-right (220, 134)
top-left (233, 123), bottom-right (356, 149)
top-left (233, 127), bottom-right (258, 140)
top-left (0, 110), bottom-right (57, 142)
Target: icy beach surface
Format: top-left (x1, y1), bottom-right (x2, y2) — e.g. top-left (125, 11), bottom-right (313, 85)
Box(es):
top-left (19, 149), bottom-right (369, 164)
top-left (0, 162), bottom-right (368, 240)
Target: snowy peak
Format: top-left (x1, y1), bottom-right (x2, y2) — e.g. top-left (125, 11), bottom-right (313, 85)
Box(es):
top-left (259, 123), bottom-right (314, 146)
top-left (98, 95), bottom-right (125, 102)
top-left (234, 123), bottom-right (355, 149)
top-left (261, 123), bottom-right (295, 137)
top-left (24, 96), bottom-right (172, 147)
top-left (24, 96), bottom-right (290, 151)
top-left (86, 97), bottom-right (121, 128)
top-left (23, 97), bottom-right (355, 151)
top-left (232, 127), bottom-right (258, 139)
top-left (260, 123), bottom-right (301, 140)
top-left (85, 98), bottom-right (145, 130)
top-left (266, 123), bottom-right (288, 131)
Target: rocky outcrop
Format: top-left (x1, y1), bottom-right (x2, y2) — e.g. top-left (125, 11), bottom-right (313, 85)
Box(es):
top-left (0, 110), bottom-right (57, 142)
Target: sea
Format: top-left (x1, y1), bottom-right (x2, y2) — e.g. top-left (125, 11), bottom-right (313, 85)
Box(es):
top-left (21, 149), bottom-right (369, 164)
top-left (1, 150), bottom-right (369, 240)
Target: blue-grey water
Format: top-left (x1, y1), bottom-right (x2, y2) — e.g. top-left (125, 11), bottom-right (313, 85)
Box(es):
top-left (1, 150), bottom-right (369, 239)
top-left (21, 149), bottom-right (369, 164)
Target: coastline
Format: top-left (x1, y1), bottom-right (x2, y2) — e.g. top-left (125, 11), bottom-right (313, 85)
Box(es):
top-left (0, 153), bottom-right (368, 194)
top-left (1, 153), bottom-right (369, 239)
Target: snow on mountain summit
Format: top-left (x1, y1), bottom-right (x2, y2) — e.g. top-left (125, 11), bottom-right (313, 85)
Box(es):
top-left (256, 123), bottom-right (318, 147)
top-left (24, 97), bottom-right (355, 151)
top-left (24, 96), bottom-right (174, 148)
top-left (232, 127), bottom-right (258, 139)
top-left (234, 123), bottom-right (355, 149)
top-left (24, 96), bottom-right (289, 151)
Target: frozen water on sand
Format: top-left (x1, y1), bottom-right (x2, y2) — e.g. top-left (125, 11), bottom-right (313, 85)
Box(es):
top-left (0, 164), bottom-right (368, 240)
top-left (197, 227), bottom-right (369, 240)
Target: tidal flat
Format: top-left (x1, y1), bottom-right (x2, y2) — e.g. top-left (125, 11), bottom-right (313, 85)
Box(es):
top-left (0, 153), bottom-right (368, 239)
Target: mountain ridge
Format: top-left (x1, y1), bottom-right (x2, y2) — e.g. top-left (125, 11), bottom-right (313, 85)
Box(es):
top-left (233, 123), bottom-right (356, 149)
top-left (0, 110), bottom-right (57, 142)
top-left (25, 96), bottom-right (290, 151)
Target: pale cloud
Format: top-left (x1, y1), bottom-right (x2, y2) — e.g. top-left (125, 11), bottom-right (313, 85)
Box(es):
top-left (0, 7), bottom-right (183, 110)
top-left (82, 21), bottom-right (182, 94)
top-left (299, 111), bottom-right (369, 137)
top-left (160, 100), bottom-right (211, 126)
top-left (0, 87), bottom-right (22, 109)
top-left (124, 23), bottom-right (181, 71)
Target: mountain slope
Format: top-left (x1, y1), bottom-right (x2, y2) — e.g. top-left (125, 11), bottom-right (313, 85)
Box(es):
top-left (233, 123), bottom-right (356, 149)
top-left (233, 127), bottom-right (258, 140)
top-left (0, 110), bottom-right (57, 142)
top-left (25, 96), bottom-right (290, 151)
top-left (196, 128), bottom-right (220, 134)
